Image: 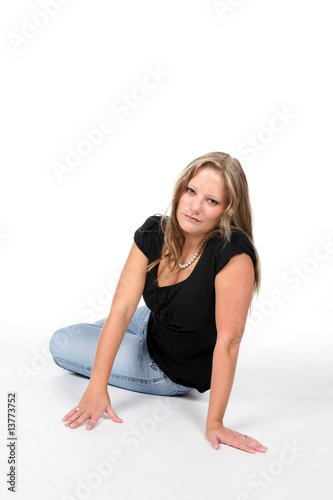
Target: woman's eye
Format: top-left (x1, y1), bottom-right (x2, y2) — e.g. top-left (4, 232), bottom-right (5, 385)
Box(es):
top-left (208, 199), bottom-right (218, 205)
top-left (187, 187), bottom-right (195, 194)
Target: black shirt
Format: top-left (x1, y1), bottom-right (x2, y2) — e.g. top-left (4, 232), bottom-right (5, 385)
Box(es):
top-left (134, 215), bottom-right (257, 393)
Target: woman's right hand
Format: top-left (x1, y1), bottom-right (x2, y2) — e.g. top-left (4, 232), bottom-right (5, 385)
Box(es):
top-left (61, 384), bottom-right (123, 430)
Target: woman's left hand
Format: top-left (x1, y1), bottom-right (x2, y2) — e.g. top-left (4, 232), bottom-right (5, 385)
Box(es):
top-left (205, 421), bottom-right (268, 454)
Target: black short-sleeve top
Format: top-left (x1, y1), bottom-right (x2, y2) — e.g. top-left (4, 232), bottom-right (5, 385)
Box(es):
top-left (134, 215), bottom-right (256, 393)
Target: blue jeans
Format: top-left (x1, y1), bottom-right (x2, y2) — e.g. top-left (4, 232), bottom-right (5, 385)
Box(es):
top-left (49, 306), bottom-right (192, 396)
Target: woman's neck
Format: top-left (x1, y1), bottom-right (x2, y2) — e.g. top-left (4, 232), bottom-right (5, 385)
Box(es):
top-left (181, 234), bottom-right (208, 261)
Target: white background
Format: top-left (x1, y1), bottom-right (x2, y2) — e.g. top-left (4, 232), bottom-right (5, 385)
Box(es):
top-left (1, 1), bottom-right (332, 499)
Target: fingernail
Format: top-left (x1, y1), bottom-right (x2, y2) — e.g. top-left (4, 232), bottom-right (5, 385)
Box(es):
top-left (86, 426), bottom-right (91, 430)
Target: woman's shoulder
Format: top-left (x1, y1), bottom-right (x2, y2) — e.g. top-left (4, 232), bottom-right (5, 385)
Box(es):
top-left (211, 228), bottom-right (257, 272)
top-left (133, 214), bottom-right (165, 258)
top-left (135, 213), bottom-right (165, 232)
top-left (211, 227), bottom-right (252, 247)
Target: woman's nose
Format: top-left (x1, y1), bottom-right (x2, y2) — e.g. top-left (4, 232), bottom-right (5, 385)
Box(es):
top-left (190, 198), bottom-right (201, 214)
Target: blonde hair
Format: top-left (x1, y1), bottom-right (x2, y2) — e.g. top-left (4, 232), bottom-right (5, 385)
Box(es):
top-left (148, 152), bottom-right (261, 298)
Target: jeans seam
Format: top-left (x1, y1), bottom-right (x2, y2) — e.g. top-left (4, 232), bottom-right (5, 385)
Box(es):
top-left (110, 373), bottom-right (170, 385)
top-left (54, 358), bottom-right (170, 385)
top-left (53, 357), bottom-right (93, 371)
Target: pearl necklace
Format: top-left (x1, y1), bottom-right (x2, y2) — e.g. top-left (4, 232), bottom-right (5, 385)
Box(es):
top-left (178, 238), bottom-right (207, 269)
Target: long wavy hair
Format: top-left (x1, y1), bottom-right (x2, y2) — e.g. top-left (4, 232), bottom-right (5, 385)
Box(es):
top-left (148, 152), bottom-right (261, 297)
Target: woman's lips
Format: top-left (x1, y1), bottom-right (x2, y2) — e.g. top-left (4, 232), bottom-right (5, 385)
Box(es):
top-left (185, 214), bottom-right (200, 222)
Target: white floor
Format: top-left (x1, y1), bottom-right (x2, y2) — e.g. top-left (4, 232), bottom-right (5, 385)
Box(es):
top-left (2, 324), bottom-right (333, 500)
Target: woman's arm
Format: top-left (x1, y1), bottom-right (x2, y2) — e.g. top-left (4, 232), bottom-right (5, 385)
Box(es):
top-left (205, 253), bottom-right (267, 453)
top-left (88, 242), bottom-right (148, 388)
top-left (62, 242), bottom-right (148, 430)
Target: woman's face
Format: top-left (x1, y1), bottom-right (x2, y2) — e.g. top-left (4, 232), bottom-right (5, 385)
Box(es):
top-left (176, 167), bottom-right (228, 239)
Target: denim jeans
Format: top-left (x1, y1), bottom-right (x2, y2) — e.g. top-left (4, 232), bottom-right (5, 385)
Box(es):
top-left (49, 306), bottom-right (192, 396)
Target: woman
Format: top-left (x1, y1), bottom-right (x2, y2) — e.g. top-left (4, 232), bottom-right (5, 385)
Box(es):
top-left (49, 151), bottom-right (267, 454)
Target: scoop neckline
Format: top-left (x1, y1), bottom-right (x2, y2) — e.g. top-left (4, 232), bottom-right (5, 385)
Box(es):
top-left (154, 239), bottom-right (210, 289)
